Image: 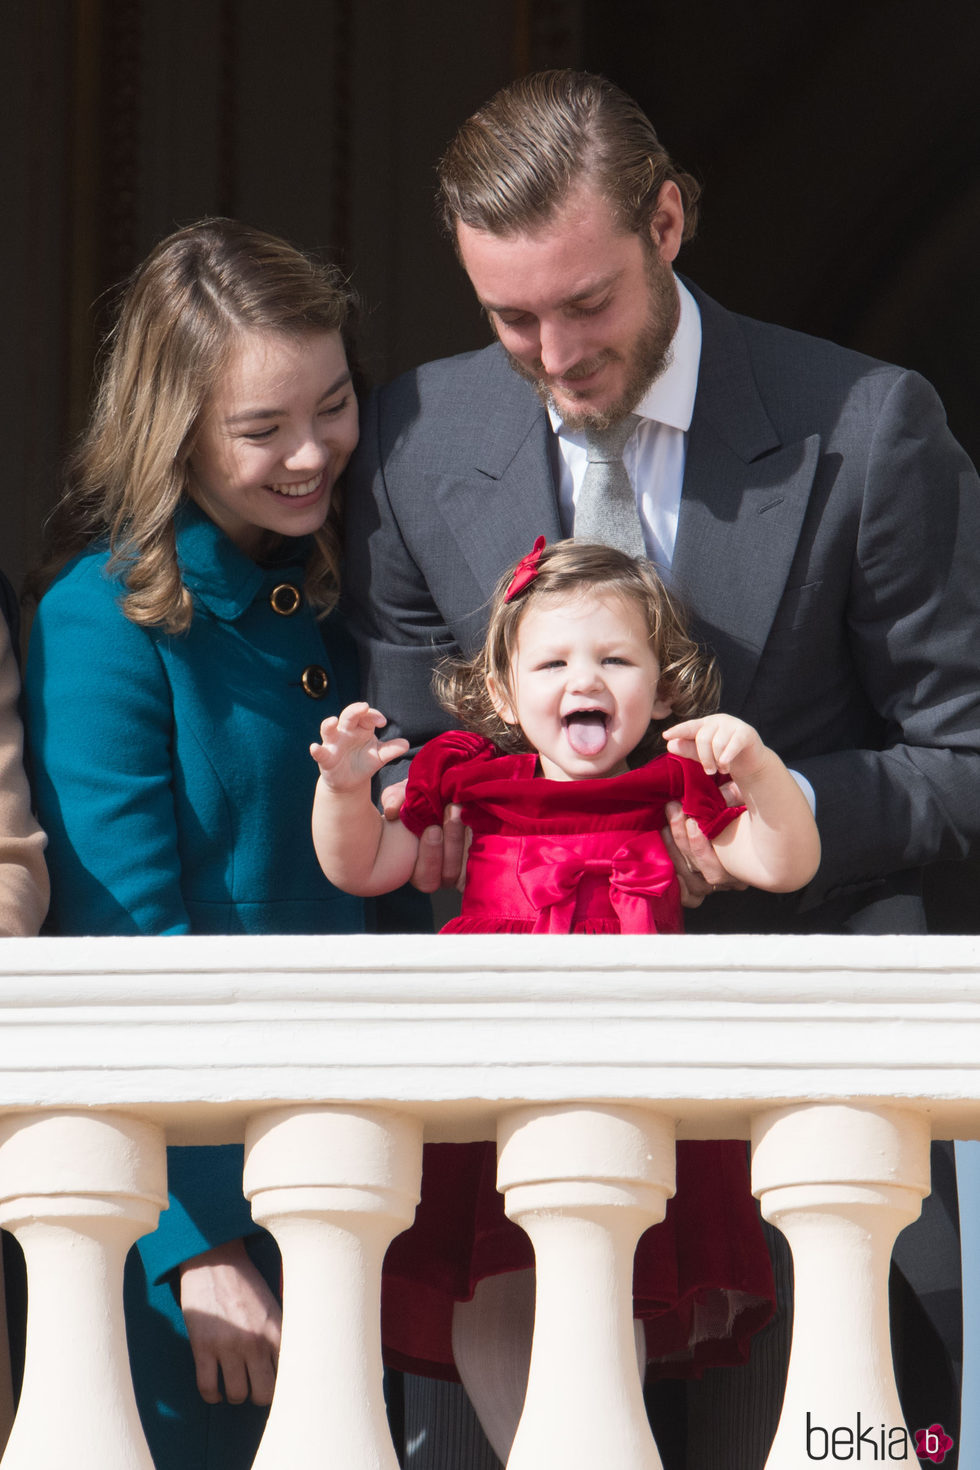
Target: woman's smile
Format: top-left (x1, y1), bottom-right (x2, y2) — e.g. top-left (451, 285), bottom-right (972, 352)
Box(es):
top-left (267, 471), bottom-right (326, 499)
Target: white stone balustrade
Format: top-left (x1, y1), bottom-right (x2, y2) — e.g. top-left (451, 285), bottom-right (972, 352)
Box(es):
top-left (0, 1110), bottom-right (167, 1469)
top-left (500, 1104), bottom-right (675, 1470)
top-left (1, 930), bottom-right (979, 1469)
top-left (752, 1103), bottom-right (933, 1468)
top-left (244, 1105), bottom-right (423, 1469)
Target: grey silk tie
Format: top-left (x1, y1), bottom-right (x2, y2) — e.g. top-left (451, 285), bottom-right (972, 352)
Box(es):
top-left (573, 413), bottom-right (645, 558)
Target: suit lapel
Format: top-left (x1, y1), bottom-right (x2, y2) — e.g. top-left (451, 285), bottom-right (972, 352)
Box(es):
top-left (435, 347), bottom-right (563, 604)
top-left (424, 315), bottom-right (819, 712)
top-left (673, 287), bottom-right (820, 713)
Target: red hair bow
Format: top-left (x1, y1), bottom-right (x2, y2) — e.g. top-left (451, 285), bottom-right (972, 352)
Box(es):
top-left (504, 536), bottom-right (547, 603)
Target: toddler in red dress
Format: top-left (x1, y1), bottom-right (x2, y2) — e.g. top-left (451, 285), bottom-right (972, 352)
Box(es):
top-left (311, 538), bottom-right (820, 1459)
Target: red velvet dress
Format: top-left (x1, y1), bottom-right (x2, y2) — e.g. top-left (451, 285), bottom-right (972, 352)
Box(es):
top-left (381, 731), bottom-right (775, 1381)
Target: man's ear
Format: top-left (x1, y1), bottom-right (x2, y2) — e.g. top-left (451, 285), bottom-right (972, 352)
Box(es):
top-left (647, 180), bottom-right (685, 264)
top-left (486, 674), bottom-right (517, 725)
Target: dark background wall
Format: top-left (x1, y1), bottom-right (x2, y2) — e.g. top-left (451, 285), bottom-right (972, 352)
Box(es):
top-left (586, 0), bottom-right (980, 467)
top-left (5, 0), bottom-right (978, 590)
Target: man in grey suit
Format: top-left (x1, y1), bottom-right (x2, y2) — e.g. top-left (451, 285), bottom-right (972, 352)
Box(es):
top-left (346, 69), bottom-right (979, 1467)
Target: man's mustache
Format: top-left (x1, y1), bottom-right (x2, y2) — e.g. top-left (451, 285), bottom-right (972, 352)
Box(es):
top-left (532, 351), bottom-right (616, 385)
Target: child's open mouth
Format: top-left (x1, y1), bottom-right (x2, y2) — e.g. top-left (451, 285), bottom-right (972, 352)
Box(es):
top-left (563, 709), bottom-right (609, 756)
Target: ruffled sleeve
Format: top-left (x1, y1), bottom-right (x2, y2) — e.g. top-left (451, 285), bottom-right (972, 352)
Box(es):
top-left (399, 730), bottom-right (499, 836)
top-left (672, 754), bottom-right (746, 840)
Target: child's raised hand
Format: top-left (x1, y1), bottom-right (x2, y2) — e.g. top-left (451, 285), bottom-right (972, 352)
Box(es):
top-left (310, 702), bottom-right (409, 792)
top-left (662, 713), bottom-right (768, 781)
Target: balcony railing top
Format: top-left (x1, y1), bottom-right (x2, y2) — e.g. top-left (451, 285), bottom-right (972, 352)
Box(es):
top-left (2, 932), bottom-right (977, 1469)
top-left (1, 932), bottom-right (979, 1141)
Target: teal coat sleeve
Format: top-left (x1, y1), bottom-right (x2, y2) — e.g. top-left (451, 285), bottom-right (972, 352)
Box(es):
top-left (139, 1147), bottom-right (253, 1283)
top-left (26, 551), bottom-right (192, 935)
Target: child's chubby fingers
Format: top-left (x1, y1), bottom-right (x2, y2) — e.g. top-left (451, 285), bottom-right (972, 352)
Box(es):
top-left (375, 737), bottom-right (410, 767)
top-left (703, 717), bottom-right (752, 776)
top-left (663, 716), bottom-right (716, 770)
top-left (662, 717), bottom-right (700, 743)
top-left (663, 717), bottom-right (709, 743)
top-left (687, 720), bottom-right (723, 774)
top-left (664, 737), bottom-right (699, 765)
top-left (309, 739), bottom-right (335, 772)
top-left (715, 727), bottom-right (753, 772)
top-left (310, 709), bottom-right (372, 774)
top-left (310, 715), bottom-right (342, 766)
top-left (336, 701), bottom-right (387, 734)
top-left (710, 719), bottom-right (768, 779)
top-left (662, 717), bottom-right (699, 759)
top-left (310, 726), bottom-right (349, 769)
top-left (665, 714), bottom-right (756, 777)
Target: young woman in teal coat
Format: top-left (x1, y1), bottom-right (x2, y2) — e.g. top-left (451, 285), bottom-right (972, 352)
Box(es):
top-left (23, 220), bottom-right (420, 1470)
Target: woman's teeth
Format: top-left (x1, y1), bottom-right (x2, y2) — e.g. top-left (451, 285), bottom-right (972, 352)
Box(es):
top-left (269, 473), bottom-right (322, 497)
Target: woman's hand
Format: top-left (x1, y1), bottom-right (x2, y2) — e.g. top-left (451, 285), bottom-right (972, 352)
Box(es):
top-left (178, 1238), bottom-right (281, 1406)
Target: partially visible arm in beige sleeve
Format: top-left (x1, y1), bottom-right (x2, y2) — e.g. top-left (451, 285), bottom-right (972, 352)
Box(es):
top-left (0, 617), bottom-right (48, 937)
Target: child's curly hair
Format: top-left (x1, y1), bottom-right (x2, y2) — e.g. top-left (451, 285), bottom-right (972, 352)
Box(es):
top-left (434, 539), bottom-right (720, 756)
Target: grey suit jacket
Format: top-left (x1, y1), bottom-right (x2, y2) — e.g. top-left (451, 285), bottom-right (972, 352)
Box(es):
top-left (345, 284), bottom-right (980, 933)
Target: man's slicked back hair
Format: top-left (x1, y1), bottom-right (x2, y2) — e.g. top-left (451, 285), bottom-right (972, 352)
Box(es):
top-left (437, 69), bottom-right (700, 243)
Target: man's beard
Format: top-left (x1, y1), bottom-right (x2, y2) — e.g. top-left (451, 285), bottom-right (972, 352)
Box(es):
top-left (503, 251), bottom-right (679, 432)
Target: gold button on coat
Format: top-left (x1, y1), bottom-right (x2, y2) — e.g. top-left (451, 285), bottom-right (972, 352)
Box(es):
top-left (301, 665), bottom-right (329, 699)
top-left (270, 582), bottom-right (302, 615)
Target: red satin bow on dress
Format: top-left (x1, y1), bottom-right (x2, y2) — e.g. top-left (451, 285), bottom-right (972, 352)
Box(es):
top-left (516, 834), bottom-right (676, 933)
top-left (504, 536), bottom-right (547, 602)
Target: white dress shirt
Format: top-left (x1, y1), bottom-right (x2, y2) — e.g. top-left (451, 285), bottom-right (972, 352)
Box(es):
top-left (550, 276), bottom-right (701, 574)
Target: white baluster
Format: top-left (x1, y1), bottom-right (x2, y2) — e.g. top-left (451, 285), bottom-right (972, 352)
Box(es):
top-left (0, 1110), bottom-right (167, 1470)
top-left (497, 1104), bottom-right (675, 1470)
top-left (244, 1105), bottom-right (423, 1470)
top-left (752, 1103), bottom-right (931, 1468)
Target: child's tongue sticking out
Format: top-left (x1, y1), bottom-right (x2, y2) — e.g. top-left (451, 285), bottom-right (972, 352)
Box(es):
top-left (564, 711), bottom-right (608, 755)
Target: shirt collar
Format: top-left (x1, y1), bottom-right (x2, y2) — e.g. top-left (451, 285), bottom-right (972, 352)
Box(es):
top-left (548, 275), bottom-right (702, 437)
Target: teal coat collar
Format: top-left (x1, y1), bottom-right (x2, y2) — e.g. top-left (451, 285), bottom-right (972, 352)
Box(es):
top-left (175, 502), bottom-right (311, 622)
